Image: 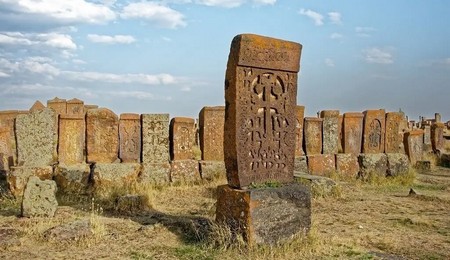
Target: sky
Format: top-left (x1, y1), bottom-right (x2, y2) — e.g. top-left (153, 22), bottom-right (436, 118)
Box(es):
top-left (0, 0), bottom-right (449, 121)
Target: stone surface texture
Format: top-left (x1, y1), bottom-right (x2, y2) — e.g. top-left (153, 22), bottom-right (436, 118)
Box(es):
top-left (307, 154), bottom-right (335, 176)
top-left (293, 156), bottom-right (308, 174)
top-left (119, 113), bottom-right (141, 163)
top-left (198, 106), bottom-right (225, 161)
top-left (140, 163), bottom-right (170, 184)
top-left (335, 153), bottom-right (359, 178)
top-left (431, 123), bottom-right (445, 152)
top-left (216, 183), bottom-right (311, 245)
top-left (170, 117), bottom-right (196, 160)
top-left (58, 115), bottom-right (85, 165)
top-left (21, 176), bottom-right (58, 217)
top-left (320, 110), bottom-right (339, 154)
top-left (47, 97), bottom-right (67, 115)
top-left (92, 163), bottom-right (140, 190)
top-left (385, 112), bottom-right (403, 153)
top-left (343, 112), bottom-right (364, 155)
top-left (142, 114), bottom-right (170, 164)
top-left (295, 106), bottom-right (305, 157)
top-left (15, 108), bottom-right (58, 166)
top-left (86, 108), bottom-right (119, 163)
top-left (358, 153), bottom-right (388, 178)
top-left (223, 34), bottom-right (301, 188)
top-left (386, 153), bottom-right (410, 177)
top-left (362, 109), bottom-right (386, 154)
top-left (29, 101), bottom-right (45, 112)
top-left (304, 117), bottom-right (323, 155)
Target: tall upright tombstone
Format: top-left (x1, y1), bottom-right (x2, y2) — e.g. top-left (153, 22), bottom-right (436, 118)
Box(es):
top-left (217, 34), bottom-right (311, 245)
top-left (431, 122), bottom-right (445, 152)
top-left (58, 115), bottom-right (85, 165)
top-left (295, 106), bottom-right (305, 157)
top-left (385, 112), bottom-right (403, 153)
top-left (86, 108), bottom-right (119, 163)
top-left (343, 112), bottom-right (364, 155)
top-left (304, 117), bottom-right (323, 155)
top-left (141, 114), bottom-right (170, 183)
top-left (198, 106), bottom-right (225, 161)
top-left (320, 110), bottom-right (339, 154)
top-left (405, 130), bottom-right (424, 166)
top-left (15, 108), bottom-right (58, 166)
top-left (362, 109), bottom-right (385, 154)
top-left (119, 113), bottom-right (141, 163)
top-left (0, 110), bottom-right (27, 171)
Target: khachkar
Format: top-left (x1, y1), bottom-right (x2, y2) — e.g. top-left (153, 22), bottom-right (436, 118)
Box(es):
top-left (216, 34), bottom-right (311, 245)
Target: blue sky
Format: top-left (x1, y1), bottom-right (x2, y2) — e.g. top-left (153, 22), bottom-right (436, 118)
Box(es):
top-left (0, 0), bottom-right (449, 121)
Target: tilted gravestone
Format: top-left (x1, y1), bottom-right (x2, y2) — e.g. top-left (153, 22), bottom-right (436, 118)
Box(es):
top-left (216, 34), bottom-right (311, 245)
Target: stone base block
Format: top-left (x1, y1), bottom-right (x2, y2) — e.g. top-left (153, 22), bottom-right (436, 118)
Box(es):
top-left (199, 161), bottom-right (225, 181)
top-left (216, 183), bottom-right (311, 245)
top-left (440, 154), bottom-right (450, 168)
top-left (335, 153), bottom-right (359, 178)
top-left (294, 173), bottom-right (339, 198)
top-left (140, 163), bottom-right (170, 184)
top-left (294, 156), bottom-right (308, 174)
top-left (307, 154), bottom-right (335, 176)
top-left (386, 153), bottom-right (410, 176)
top-left (114, 194), bottom-right (148, 215)
top-left (92, 163), bottom-right (141, 191)
top-left (170, 160), bottom-right (200, 183)
top-left (358, 153), bottom-right (388, 178)
top-left (54, 164), bottom-right (90, 194)
top-left (21, 176), bottom-right (58, 217)
top-left (7, 166), bottom-right (53, 198)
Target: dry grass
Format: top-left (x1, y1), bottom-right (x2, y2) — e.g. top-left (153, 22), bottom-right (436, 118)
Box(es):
top-left (1, 167), bottom-right (449, 259)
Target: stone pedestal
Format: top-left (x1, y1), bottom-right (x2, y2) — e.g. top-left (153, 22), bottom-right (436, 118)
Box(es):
top-left (7, 166), bottom-right (53, 198)
top-left (216, 183), bottom-right (311, 245)
top-left (358, 153), bottom-right (388, 178)
top-left (170, 160), bottom-right (200, 183)
top-left (199, 161), bottom-right (225, 181)
top-left (335, 153), bottom-right (359, 178)
top-left (306, 154), bottom-right (335, 176)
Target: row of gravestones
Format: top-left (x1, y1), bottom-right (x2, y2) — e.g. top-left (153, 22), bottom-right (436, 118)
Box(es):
top-left (294, 108), bottom-right (446, 177)
top-left (0, 103), bottom-right (228, 197)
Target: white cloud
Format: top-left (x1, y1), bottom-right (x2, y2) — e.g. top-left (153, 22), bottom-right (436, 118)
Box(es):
top-left (324, 58), bottom-right (335, 67)
top-left (330, 33), bottom-right (343, 40)
top-left (363, 48), bottom-right (393, 64)
top-left (252, 0), bottom-right (276, 5)
top-left (0, 57), bottom-right (60, 76)
top-left (87, 34), bottom-right (136, 44)
top-left (0, 32), bottom-right (77, 50)
top-left (328, 12), bottom-right (342, 24)
top-left (196, 0), bottom-right (244, 8)
top-left (0, 0), bottom-right (116, 25)
top-left (299, 9), bottom-right (324, 26)
top-left (0, 71), bottom-right (10, 77)
top-left (62, 71), bottom-right (178, 85)
top-left (355, 26), bottom-right (376, 37)
top-left (121, 2), bottom-right (186, 29)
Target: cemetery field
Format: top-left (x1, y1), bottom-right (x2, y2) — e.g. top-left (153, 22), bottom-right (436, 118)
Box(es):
top-left (0, 167), bottom-right (449, 259)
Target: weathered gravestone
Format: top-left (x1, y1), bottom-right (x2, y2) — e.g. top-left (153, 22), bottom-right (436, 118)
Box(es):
top-left (170, 117), bottom-right (200, 182)
top-left (29, 101), bottom-right (45, 112)
top-left (198, 106), bottom-right (226, 180)
top-left (170, 117), bottom-right (196, 161)
top-left (421, 125), bottom-right (432, 152)
top-left (119, 113), bottom-right (141, 163)
top-left (86, 108), bottom-right (119, 163)
top-left (21, 176), bottom-right (58, 217)
top-left (304, 117), bottom-right (323, 155)
top-left (15, 108), bottom-right (58, 166)
top-left (385, 112), bottom-right (403, 153)
top-left (343, 112), bottom-right (364, 155)
top-left (0, 110), bottom-right (25, 172)
top-left (198, 106), bottom-right (225, 161)
top-left (320, 110), bottom-right (339, 154)
top-left (141, 114), bottom-right (170, 183)
top-left (431, 123), bottom-right (445, 152)
top-left (58, 115), bottom-right (85, 165)
top-left (363, 109), bottom-right (385, 154)
top-left (295, 106), bottom-right (305, 157)
top-left (405, 130), bottom-right (424, 166)
top-left (216, 34), bottom-right (311, 245)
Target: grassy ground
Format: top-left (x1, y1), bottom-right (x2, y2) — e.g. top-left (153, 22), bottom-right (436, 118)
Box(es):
top-left (0, 166), bottom-right (449, 259)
